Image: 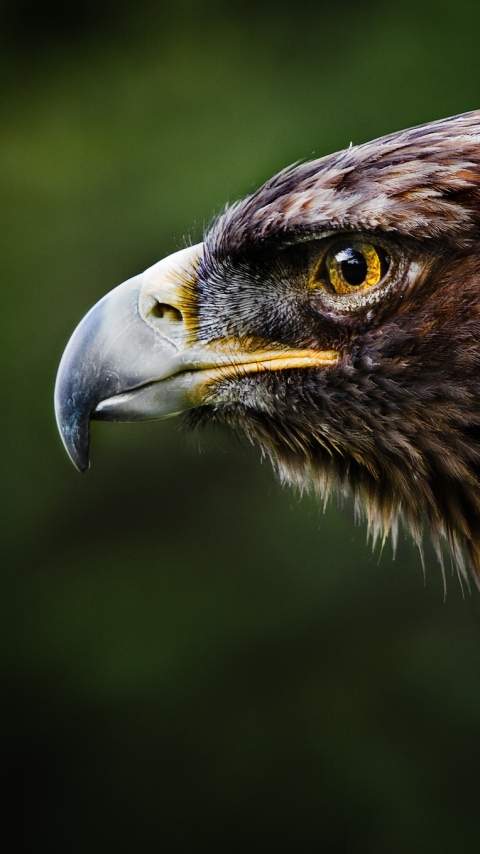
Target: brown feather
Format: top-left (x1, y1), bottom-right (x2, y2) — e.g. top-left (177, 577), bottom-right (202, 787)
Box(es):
top-left (189, 112), bottom-right (480, 587)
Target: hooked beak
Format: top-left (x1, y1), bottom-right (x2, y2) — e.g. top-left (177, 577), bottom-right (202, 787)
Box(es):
top-left (55, 243), bottom-right (339, 471)
top-left (55, 244), bottom-right (203, 471)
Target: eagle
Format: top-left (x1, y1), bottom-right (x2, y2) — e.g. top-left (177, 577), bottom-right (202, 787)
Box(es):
top-left (55, 112), bottom-right (480, 585)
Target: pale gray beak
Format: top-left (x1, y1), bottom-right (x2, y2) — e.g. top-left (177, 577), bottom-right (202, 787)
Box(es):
top-left (54, 245), bottom-right (204, 471)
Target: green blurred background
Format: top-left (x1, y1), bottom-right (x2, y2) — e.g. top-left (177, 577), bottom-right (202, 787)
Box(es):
top-left (3, 1), bottom-right (480, 850)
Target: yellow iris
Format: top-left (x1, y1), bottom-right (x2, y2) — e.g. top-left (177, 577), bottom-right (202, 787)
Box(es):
top-left (315, 241), bottom-right (388, 295)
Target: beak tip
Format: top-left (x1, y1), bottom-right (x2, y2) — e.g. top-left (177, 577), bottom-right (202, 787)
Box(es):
top-left (54, 390), bottom-right (91, 473)
top-left (59, 425), bottom-right (91, 473)
top-left (67, 447), bottom-right (90, 474)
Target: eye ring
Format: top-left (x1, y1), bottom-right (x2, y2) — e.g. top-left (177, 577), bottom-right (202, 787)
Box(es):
top-left (311, 240), bottom-right (391, 295)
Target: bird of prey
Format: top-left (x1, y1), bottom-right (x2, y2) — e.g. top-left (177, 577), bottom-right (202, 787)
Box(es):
top-left (55, 112), bottom-right (480, 584)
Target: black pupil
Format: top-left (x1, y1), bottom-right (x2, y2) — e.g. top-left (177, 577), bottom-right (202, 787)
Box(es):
top-left (337, 247), bottom-right (368, 286)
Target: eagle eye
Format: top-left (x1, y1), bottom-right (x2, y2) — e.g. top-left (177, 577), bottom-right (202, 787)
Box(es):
top-left (313, 240), bottom-right (391, 295)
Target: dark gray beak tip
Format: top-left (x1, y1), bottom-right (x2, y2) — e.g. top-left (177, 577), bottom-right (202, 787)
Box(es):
top-left (54, 387), bottom-right (92, 472)
top-left (54, 292), bottom-right (111, 472)
top-left (65, 425), bottom-right (91, 473)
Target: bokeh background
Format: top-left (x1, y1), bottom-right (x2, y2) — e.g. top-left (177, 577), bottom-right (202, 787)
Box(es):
top-left (3, 0), bottom-right (480, 850)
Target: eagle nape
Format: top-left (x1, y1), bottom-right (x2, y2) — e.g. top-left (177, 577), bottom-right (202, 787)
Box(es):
top-left (55, 111), bottom-right (480, 586)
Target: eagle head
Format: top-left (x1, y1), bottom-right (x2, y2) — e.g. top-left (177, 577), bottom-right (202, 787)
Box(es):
top-left (55, 112), bottom-right (480, 584)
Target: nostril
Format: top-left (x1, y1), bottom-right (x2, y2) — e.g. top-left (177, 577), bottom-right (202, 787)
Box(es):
top-left (151, 301), bottom-right (183, 323)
